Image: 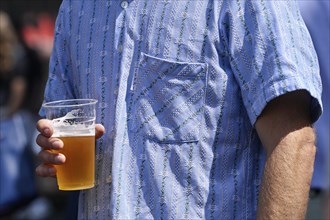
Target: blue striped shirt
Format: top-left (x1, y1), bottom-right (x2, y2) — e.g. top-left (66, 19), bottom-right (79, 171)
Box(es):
top-left (41, 0), bottom-right (322, 219)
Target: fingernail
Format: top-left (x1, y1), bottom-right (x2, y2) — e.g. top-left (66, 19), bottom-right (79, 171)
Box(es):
top-left (54, 154), bottom-right (65, 163)
top-left (44, 128), bottom-right (50, 136)
top-left (52, 141), bottom-right (62, 149)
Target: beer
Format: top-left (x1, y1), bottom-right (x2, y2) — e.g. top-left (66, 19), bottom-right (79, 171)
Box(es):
top-left (43, 99), bottom-right (97, 191)
top-left (54, 135), bottom-right (95, 190)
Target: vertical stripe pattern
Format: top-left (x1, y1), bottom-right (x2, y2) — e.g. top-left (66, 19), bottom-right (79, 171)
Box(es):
top-left (41, 0), bottom-right (322, 219)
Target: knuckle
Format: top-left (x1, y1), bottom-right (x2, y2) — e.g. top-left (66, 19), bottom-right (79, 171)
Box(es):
top-left (46, 152), bottom-right (56, 164)
top-left (37, 150), bottom-right (44, 159)
top-left (38, 150), bottom-right (52, 163)
top-left (36, 166), bottom-right (46, 177)
top-left (36, 164), bottom-right (56, 177)
top-left (36, 134), bottom-right (44, 147)
top-left (36, 136), bottom-right (60, 150)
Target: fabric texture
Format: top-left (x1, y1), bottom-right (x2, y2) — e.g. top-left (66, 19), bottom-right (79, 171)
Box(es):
top-left (40, 0), bottom-right (322, 219)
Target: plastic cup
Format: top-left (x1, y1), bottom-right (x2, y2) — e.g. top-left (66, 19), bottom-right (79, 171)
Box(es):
top-left (42, 99), bottom-right (97, 190)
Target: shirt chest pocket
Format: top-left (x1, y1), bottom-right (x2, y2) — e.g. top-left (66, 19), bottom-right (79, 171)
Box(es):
top-left (128, 53), bottom-right (208, 143)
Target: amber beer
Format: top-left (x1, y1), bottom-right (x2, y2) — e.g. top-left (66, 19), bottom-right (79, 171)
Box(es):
top-left (54, 135), bottom-right (95, 190)
top-left (42, 99), bottom-right (97, 191)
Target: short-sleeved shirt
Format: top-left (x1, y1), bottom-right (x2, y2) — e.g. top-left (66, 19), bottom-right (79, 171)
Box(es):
top-left (41, 1), bottom-right (322, 219)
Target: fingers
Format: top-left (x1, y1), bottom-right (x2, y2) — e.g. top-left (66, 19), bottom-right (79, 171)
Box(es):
top-left (95, 124), bottom-right (105, 139)
top-left (36, 118), bottom-right (64, 150)
top-left (36, 119), bottom-right (53, 138)
top-left (38, 150), bottom-right (66, 165)
top-left (37, 120), bottom-right (104, 140)
top-left (36, 118), bottom-right (65, 178)
top-left (36, 149), bottom-right (66, 177)
top-left (36, 134), bottom-right (63, 150)
top-left (35, 164), bottom-right (57, 177)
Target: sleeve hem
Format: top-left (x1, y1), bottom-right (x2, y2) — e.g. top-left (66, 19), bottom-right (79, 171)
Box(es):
top-left (249, 77), bottom-right (323, 126)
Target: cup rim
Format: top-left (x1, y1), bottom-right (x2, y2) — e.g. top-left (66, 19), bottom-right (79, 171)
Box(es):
top-left (42, 99), bottom-right (98, 108)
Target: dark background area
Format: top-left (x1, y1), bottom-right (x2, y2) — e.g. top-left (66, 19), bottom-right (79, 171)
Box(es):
top-left (1, 1), bottom-right (80, 219)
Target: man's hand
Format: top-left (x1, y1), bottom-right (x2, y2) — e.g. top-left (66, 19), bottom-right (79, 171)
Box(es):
top-left (255, 90), bottom-right (316, 220)
top-left (35, 119), bottom-right (105, 177)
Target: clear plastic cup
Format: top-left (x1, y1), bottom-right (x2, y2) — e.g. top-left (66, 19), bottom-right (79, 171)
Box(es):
top-left (42, 99), bottom-right (97, 190)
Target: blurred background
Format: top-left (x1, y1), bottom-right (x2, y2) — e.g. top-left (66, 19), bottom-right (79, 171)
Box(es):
top-left (0, 0), bottom-right (329, 220)
top-left (0, 0), bottom-right (79, 219)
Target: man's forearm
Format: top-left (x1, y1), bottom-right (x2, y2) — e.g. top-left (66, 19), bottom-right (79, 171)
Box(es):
top-left (257, 127), bottom-right (316, 220)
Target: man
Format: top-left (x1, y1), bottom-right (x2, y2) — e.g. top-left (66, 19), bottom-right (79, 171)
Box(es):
top-left (36, 1), bottom-right (322, 219)
top-left (299, 1), bottom-right (330, 219)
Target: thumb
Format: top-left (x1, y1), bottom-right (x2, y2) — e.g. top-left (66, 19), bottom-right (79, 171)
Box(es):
top-left (95, 124), bottom-right (105, 139)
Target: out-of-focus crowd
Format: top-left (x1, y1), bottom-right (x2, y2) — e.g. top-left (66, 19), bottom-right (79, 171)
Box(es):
top-left (0, 1), bottom-right (79, 219)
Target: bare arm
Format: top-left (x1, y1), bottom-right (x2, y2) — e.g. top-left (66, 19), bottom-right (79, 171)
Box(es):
top-left (256, 90), bottom-right (316, 219)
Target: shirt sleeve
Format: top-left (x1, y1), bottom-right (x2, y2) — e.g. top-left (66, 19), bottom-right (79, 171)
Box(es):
top-left (39, 0), bottom-right (75, 117)
top-left (221, 0), bottom-right (323, 125)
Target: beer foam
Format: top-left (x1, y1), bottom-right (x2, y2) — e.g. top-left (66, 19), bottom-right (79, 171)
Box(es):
top-left (51, 109), bottom-right (95, 137)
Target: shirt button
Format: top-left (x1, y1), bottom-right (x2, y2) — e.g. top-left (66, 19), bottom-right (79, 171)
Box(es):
top-left (106, 175), bottom-right (112, 183)
top-left (121, 1), bottom-right (128, 9)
